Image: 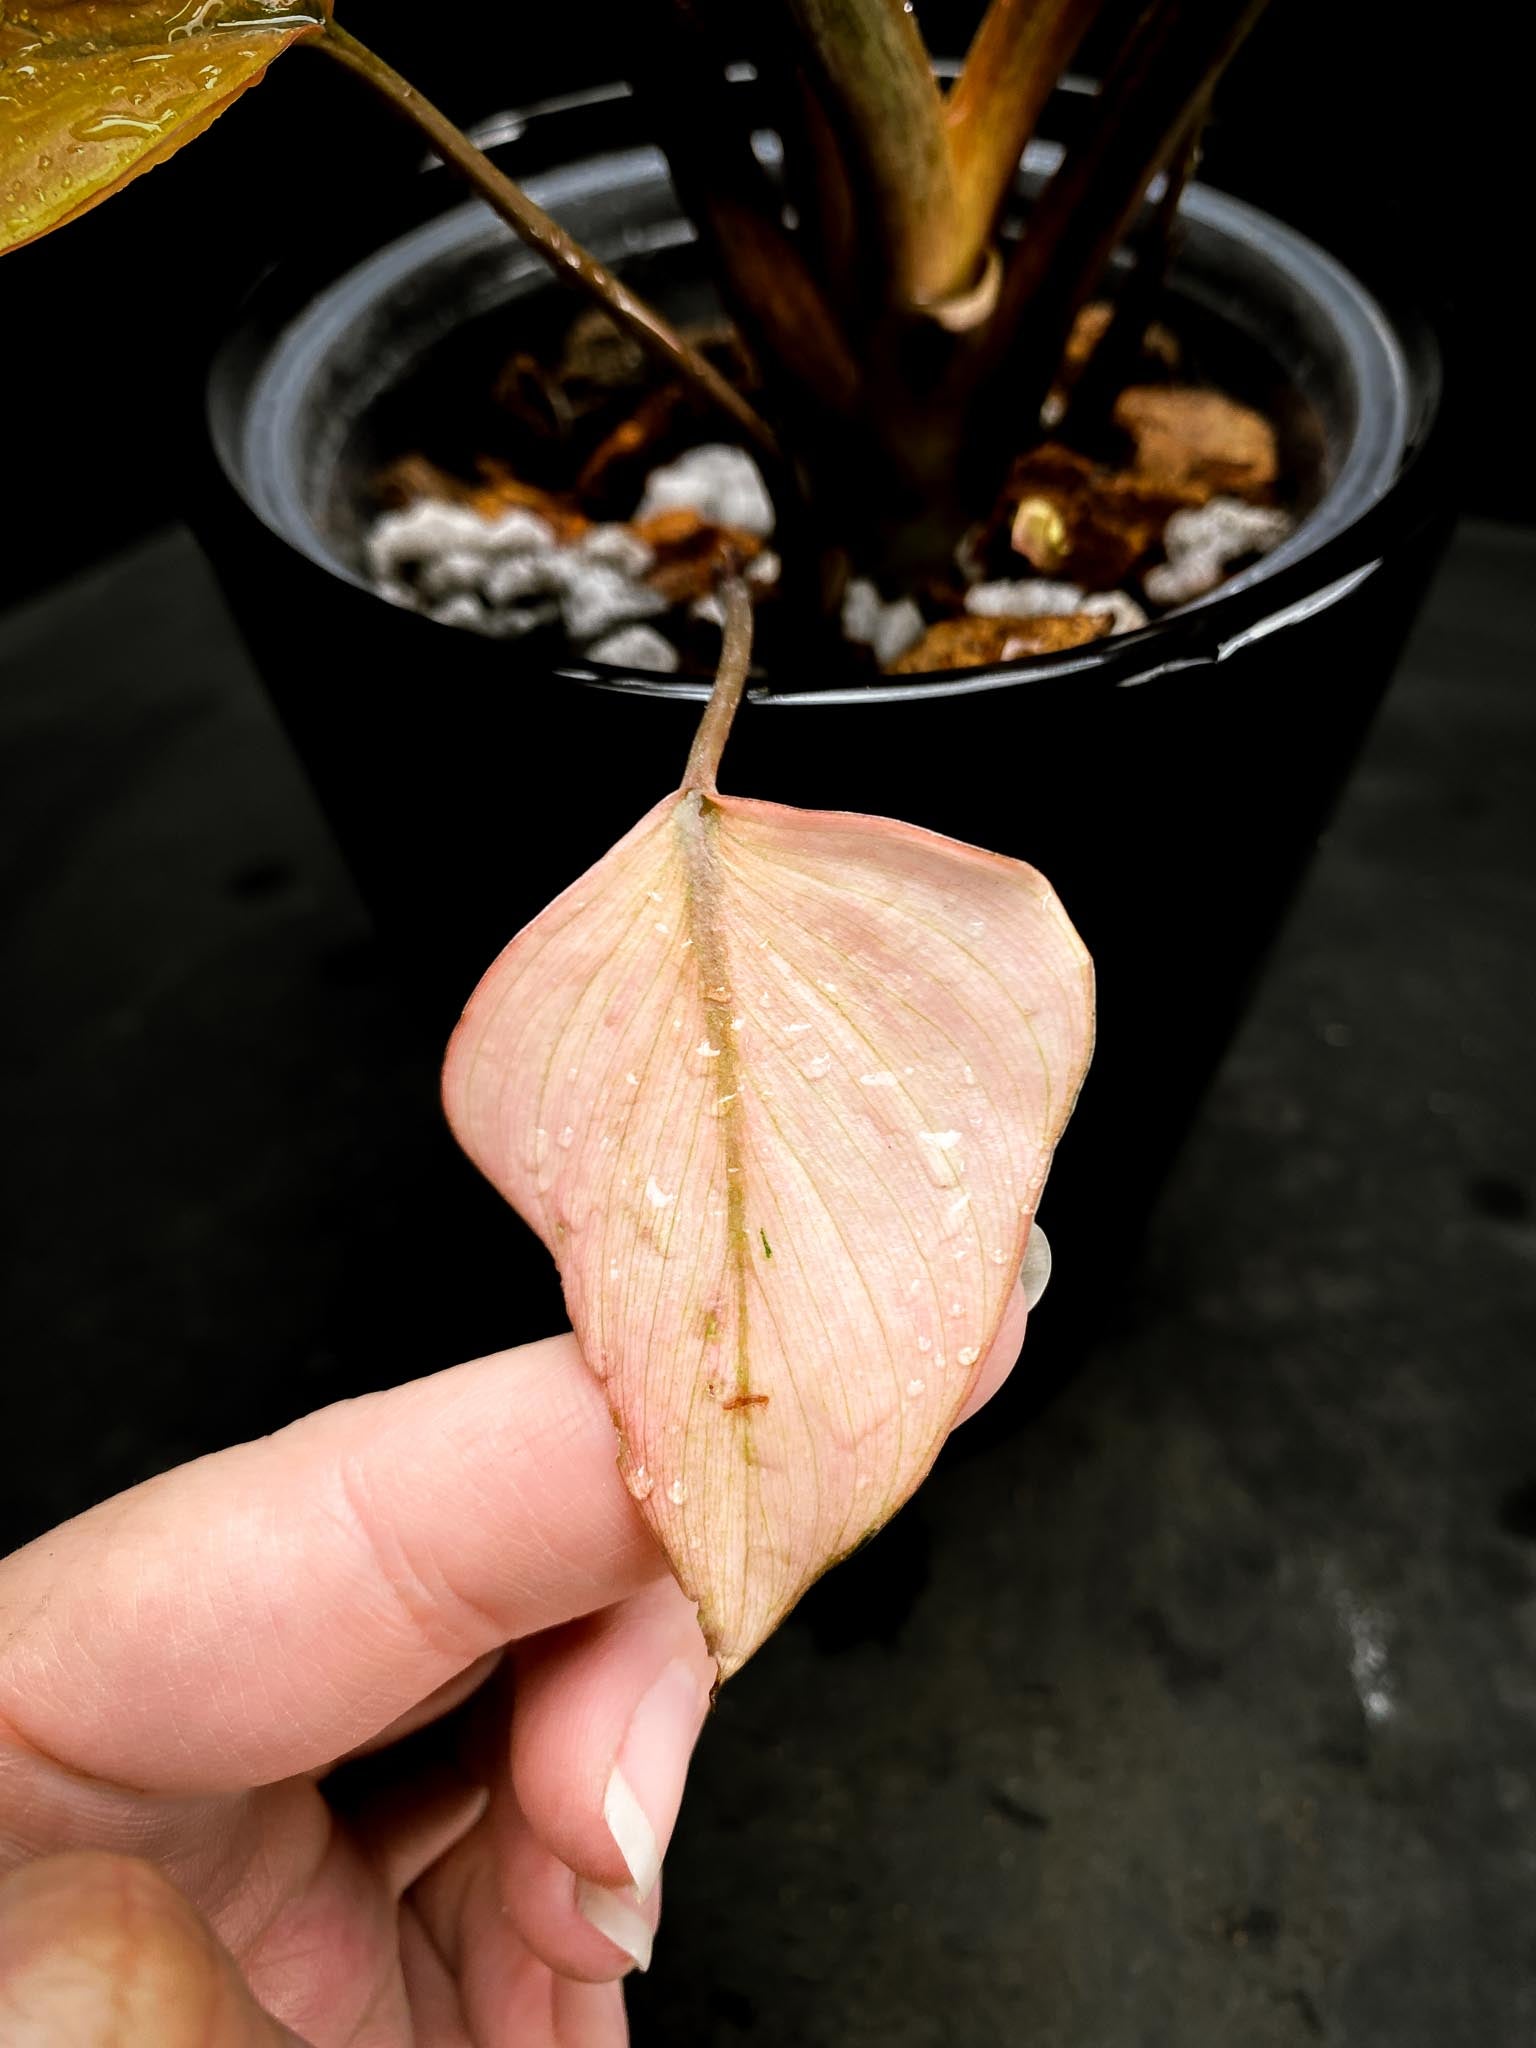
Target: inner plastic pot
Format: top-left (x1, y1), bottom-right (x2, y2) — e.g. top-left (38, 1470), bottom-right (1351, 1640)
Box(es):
top-left (195, 79), bottom-right (1448, 1391)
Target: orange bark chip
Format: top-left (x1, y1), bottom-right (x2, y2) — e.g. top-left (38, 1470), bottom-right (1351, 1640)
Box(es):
top-left (1113, 386), bottom-right (1278, 501)
top-left (885, 612), bottom-right (1110, 673)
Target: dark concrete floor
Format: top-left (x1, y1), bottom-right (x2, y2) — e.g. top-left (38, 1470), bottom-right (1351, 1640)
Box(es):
top-left (2, 522), bottom-right (1533, 2043)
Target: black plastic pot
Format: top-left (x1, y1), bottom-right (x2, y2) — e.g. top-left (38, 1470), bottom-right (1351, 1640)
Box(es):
top-left (192, 80), bottom-right (1449, 1369)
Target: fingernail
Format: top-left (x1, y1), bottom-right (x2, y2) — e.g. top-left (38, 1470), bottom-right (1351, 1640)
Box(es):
top-left (1021, 1223), bottom-right (1052, 1310)
top-left (575, 1878), bottom-right (653, 1973)
top-left (605, 1657), bottom-right (709, 1901)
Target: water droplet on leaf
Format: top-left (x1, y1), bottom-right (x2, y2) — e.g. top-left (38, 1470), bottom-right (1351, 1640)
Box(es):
top-left (916, 1129), bottom-right (963, 1185)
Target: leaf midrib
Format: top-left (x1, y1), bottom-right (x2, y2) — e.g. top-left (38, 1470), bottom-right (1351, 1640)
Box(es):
top-left (676, 793), bottom-right (755, 1420)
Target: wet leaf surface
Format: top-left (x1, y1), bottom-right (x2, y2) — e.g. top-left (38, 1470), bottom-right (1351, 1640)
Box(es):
top-left (444, 743), bottom-right (1094, 1678)
top-left (0, 0), bottom-right (324, 254)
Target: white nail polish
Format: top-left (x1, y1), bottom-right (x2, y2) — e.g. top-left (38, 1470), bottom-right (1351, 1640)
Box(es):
top-left (575, 1877), bottom-right (653, 1972)
top-left (1021, 1223), bottom-right (1052, 1310)
top-left (603, 1764), bottom-right (662, 1901)
top-left (605, 1657), bottom-right (707, 1902)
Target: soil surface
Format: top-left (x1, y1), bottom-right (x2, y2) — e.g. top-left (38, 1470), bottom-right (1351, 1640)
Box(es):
top-left (361, 304), bottom-right (1299, 677)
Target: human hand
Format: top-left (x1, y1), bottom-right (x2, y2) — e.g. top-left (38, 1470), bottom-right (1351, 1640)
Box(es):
top-left (0, 1288), bottom-right (1031, 2045)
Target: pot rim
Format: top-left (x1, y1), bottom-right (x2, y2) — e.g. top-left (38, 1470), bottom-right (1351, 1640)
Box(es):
top-left (209, 79), bottom-right (1444, 711)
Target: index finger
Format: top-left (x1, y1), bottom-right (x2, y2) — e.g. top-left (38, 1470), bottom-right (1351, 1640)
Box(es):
top-left (0, 1335), bottom-right (664, 1794)
top-left (0, 1289), bottom-right (1034, 1799)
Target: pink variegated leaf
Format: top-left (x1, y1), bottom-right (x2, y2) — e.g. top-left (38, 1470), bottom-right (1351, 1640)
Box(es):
top-left (443, 601), bottom-right (1093, 1679)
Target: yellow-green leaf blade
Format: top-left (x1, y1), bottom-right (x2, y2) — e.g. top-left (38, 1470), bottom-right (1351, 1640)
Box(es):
top-left (0, 0), bottom-right (324, 255)
top-left (443, 792), bottom-right (1094, 1680)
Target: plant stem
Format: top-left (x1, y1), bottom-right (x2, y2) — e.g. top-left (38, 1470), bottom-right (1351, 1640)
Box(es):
top-left (314, 21), bottom-right (779, 464)
top-left (684, 579), bottom-right (754, 795)
top-left (781, 66), bottom-right (861, 318)
top-left (963, 0), bottom-right (1270, 479)
top-left (781, 0), bottom-right (964, 309)
top-left (1058, 94), bottom-right (1206, 449)
top-left (636, 1), bottom-right (862, 420)
top-left (945, 0), bottom-right (1102, 286)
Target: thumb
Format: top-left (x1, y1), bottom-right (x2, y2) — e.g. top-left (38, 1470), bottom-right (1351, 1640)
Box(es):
top-left (0, 1854), bottom-right (305, 2047)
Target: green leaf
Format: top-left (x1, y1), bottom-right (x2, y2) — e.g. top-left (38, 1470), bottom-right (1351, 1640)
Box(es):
top-left (0, 0), bottom-right (325, 256)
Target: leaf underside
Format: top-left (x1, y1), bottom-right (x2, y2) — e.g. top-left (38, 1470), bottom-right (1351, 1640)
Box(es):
top-left (444, 788), bottom-right (1094, 1680)
top-left (0, 0), bottom-right (324, 256)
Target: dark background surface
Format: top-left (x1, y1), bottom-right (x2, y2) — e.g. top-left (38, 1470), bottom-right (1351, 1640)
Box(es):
top-left (3, 3), bottom-right (1534, 2041)
top-left (3, 520), bottom-right (1533, 2041)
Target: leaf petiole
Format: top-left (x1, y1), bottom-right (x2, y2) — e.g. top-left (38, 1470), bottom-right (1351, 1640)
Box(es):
top-left (682, 577), bottom-right (754, 797)
top-left (313, 21), bottom-right (780, 464)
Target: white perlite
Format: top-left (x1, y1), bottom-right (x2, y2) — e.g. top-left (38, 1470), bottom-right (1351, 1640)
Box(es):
top-left (587, 624), bottom-right (681, 673)
top-left (1143, 495), bottom-right (1294, 606)
top-left (482, 553), bottom-right (555, 607)
top-left (365, 499), bottom-right (670, 645)
top-left (966, 579), bottom-right (1149, 635)
top-left (481, 602), bottom-right (561, 640)
top-left (417, 549), bottom-right (492, 600)
top-left (636, 443), bottom-right (776, 537)
top-left (554, 559), bottom-right (668, 643)
top-left (1082, 590), bottom-right (1151, 635)
top-left (966, 577), bottom-right (1086, 619)
top-left (426, 592), bottom-right (489, 632)
top-left (841, 577), bottom-right (925, 666)
top-left (571, 523), bottom-right (655, 578)
top-left (479, 506), bottom-right (558, 553)
top-left (367, 501), bottom-right (499, 583)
